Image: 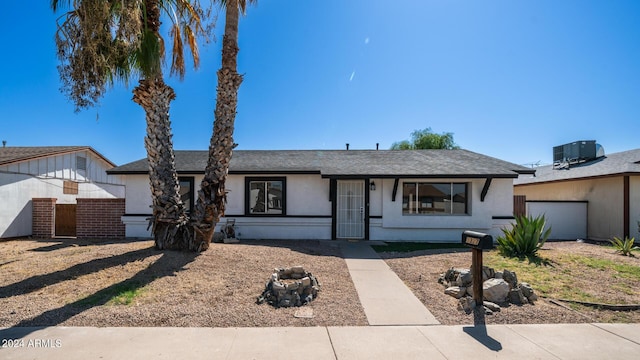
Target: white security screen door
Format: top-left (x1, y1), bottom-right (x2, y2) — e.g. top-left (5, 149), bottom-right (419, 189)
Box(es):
top-left (336, 180), bottom-right (365, 239)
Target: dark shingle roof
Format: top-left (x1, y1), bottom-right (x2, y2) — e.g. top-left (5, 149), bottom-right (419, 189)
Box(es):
top-left (0, 146), bottom-right (115, 167)
top-left (514, 148), bottom-right (640, 185)
top-left (108, 149), bottom-right (533, 178)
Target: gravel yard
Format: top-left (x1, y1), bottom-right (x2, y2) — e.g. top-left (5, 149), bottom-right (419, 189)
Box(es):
top-left (1, 238), bottom-right (638, 327)
top-left (0, 238), bottom-right (367, 327)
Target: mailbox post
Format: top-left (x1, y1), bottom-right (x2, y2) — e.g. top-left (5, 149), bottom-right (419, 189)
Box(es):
top-left (462, 230), bottom-right (493, 324)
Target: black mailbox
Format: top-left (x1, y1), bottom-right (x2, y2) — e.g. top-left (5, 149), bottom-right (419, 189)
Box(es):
top-left (461, 230), bottom-right (493, 250)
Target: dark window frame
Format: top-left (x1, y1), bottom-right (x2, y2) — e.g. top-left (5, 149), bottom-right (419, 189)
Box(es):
top-left (178, 176), bottom-right (195, 214)
top-left (244, 176), bottom-right (287, 216)
top-left (402, 181), bottom-right (469, 215)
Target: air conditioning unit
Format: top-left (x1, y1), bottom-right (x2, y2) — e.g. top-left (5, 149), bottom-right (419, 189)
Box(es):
top-left (553, 140), bottom-right (604, 168)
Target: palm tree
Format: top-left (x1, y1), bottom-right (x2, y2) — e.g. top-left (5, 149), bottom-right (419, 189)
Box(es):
top-left (52, 0), bottom-right (209, 250)
top-left (190, 0), bottom-right (256, 250)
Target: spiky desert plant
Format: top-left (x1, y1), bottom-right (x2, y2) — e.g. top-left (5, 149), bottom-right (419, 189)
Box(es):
top-left (497, 214), bottom-right (551, 258)
top-left (609, 237), bottom-right (639, 257)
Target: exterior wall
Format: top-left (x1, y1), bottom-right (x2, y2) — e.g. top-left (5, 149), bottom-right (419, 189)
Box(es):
top-left (32, 198), bottom-right (56, 238)
top-left (121, 173), bottom-right (332, 239)
top-left (526, 201), bottom-right (587, 240)
top-left (515, 177), bottom-right (624, 241)
top-left (630, 175), bottom-right (640, 240)
top-left (1, 172), bottom-right (124, 238)
top-left (371, 178), bottom-right (515, 241)
top-left (1, 150), bottom-right (124, 238)
top-left (77, 198), bottom-right (125, 238)
top-left (121, 174), bottom-right (517, 242)
top-left (0, 150), bottom-right (124, 185)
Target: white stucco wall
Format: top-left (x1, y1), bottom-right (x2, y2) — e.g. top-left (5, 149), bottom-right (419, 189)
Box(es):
top-left (0, 173), bottom-right (124, 238)
top-left (371, 178), bottom-right (514, 241)
top-left (121, 174), bottom-right (517, 242)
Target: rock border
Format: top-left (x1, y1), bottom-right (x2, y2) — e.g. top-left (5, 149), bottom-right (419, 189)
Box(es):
top-left (439, 266), bottom-right (538, 315)
top-left (257, 266), bottom-right (320, 308)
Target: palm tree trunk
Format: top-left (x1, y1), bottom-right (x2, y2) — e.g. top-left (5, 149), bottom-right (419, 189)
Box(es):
top-left (191, 0), bottom-right (243, 251)
top-left (133, 79), bottom-right (190, 250)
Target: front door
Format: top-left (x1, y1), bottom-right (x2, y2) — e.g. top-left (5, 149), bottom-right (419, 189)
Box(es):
top-left (336, 180), bottom-right (365, 239)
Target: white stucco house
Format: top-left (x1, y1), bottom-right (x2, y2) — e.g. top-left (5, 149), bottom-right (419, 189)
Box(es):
top-left (0, 146), bottom-right (125, 238)
top-left (109, 149), bottom-right (533, 242)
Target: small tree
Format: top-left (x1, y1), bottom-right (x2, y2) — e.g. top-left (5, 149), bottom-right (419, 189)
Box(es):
top-left (391, 127), bottom-right (460, 150)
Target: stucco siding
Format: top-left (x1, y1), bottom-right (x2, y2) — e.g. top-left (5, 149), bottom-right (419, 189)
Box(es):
top-left (515, 177), bottom-right (624, 241)
top-left (0, 173), bottom-right (124, 238)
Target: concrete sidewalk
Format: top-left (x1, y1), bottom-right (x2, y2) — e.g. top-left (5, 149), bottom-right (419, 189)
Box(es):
top-left (2, 324), bottom-right (640, 359)
top-left (340, 241), bottom-right (440, 325)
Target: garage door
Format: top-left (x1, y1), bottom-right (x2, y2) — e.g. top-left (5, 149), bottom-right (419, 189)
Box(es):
top-left (526, 201), bottom-right (587, 240)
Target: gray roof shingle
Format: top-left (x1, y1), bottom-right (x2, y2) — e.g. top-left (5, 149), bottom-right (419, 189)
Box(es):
top-left (514, 148), bottom-right (640, 185)
top-left (108, 149), bottom-right (533, 178)
top-left (0, 146), bottom-right (115, 167)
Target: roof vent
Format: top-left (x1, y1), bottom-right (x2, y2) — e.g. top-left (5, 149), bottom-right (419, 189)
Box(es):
top-left (553, 140), bottom-right (604, 169)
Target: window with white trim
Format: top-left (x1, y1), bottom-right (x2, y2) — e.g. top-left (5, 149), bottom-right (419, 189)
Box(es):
top-left (402, 182), bottom-right (468, 215)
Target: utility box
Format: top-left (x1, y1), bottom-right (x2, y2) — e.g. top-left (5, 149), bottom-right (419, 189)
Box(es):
top-left (461, 230), bottom-right (493, 250)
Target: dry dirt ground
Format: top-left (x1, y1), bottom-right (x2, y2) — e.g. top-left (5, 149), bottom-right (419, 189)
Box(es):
top-left (1, 238), bottom-right (638, 327)
top-left (381, 241), bottom-right (640, 325)
top-left (0, 238), bottom-right (367, 327)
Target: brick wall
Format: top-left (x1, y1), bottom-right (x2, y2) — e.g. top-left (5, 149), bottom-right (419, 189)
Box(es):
top-left (76, 198), bottom-right (125, 239)
top-left (32, 198), bottom-right (57, 238)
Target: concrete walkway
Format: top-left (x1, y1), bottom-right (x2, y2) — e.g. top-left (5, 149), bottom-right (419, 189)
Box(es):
top-left (2, 324), bottom-right (640, 359)
top-left (339, 241), bottom-right (440, 325)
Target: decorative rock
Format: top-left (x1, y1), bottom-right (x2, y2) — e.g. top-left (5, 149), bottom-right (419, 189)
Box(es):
top-left (483, 278), bottom-right (510, 303)
top-left (458, 297), bottom-right (476, 314)
top-left (483, 301), bottom-right (501, 312)
top-left (483, 307), bottom-right (493, 315)
top-left (508, 288), bottom-right (528, 305)
top-left (466, 286), bottom-right (474, 297)
top-left (482, 266), bottom-right (495, 281)
top-left (445, 286), bottom-right (467, 299)
top-left (503, 269), bottom-right (518, 289)
top-left (257, 266), bottom-right (320, 308)
top-left (440, 266), bottom-right (539, 312)
top-left (457, 269), bottom-right (473, 287)
top-left (520, 282), bottom-right (538, 302)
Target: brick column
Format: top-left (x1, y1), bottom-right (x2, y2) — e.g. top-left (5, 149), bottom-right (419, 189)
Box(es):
top-left (32, 198), bottom-right (57, 238)
top-left (76, 198), bottom-right (125, 239)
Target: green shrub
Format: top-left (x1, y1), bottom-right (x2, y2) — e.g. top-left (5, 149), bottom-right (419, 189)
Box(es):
top-left (497, 215), bottom-right (551, 258)
top-left (609, 236), bottom-right (639, 257)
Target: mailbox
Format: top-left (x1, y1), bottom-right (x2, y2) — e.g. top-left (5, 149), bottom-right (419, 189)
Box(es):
top-left (461, 230), bottom-right (493, 250)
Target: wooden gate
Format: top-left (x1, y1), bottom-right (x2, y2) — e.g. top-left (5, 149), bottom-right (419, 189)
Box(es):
top-left (513, 195), bottom-right (526, 218)
top-left (55, 204), bottom-right (77, 236)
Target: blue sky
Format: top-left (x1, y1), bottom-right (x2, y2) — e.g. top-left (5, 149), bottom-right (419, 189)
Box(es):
top-left (1, 0), bottom-right (639, 167)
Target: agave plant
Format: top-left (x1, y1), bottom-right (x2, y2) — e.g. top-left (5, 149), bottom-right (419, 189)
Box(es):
top-left (497, 214), bottom-right (552, 258)
top-left (609, 236), bottom-right (639, 257)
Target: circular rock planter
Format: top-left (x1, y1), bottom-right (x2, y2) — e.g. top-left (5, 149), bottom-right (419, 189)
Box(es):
top-left (257, 266), bottom-right (320, 308)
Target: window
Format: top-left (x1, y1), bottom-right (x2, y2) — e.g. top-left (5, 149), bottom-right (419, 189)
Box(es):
top-left (245, 177), bottom-right (286, 215)
top-left (179, 177), bottom-right (194, 214)
top-left (402, 182), bottom-right (467, 215)
top-left (76, 156), bottom-right (87, 171)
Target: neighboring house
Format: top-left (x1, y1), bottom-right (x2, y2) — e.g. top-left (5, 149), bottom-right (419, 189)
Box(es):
top-left (514, 144), bottom-right (640, 241)
top-left (0, 146), bottom-right (125, 239)
top-left (108, 149), bottom-right (533, 242)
